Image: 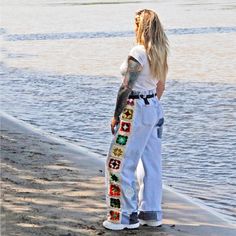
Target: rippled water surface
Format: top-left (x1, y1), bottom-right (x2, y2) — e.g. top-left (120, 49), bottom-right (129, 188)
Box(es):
top-left (1, 0), bottom-right (236, 224)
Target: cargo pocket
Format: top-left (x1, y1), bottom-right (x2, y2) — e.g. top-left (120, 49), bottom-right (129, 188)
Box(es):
top-left (156, 117), bottom-right (164, 139)
top-left (142, 105), bottom-right (156, 126)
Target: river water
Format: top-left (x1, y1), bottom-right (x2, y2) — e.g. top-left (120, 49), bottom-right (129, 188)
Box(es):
top-left (1, 0), bottom-right (236, 224)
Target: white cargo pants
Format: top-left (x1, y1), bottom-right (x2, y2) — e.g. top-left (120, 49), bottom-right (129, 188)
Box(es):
top-left (105, 92), bottom-right (164, 224)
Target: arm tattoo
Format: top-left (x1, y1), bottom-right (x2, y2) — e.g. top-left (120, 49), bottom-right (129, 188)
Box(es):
top-left (114, 57), bottom-right (142, 121)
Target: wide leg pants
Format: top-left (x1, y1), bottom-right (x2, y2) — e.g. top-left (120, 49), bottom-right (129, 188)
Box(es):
top-left (105, 95), bottom-right (164, 224)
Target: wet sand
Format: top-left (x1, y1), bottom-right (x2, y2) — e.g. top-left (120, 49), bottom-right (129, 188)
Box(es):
top-left (1, 112), bottom-right (235, 236)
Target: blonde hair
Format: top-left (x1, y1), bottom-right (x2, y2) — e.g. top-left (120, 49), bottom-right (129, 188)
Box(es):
top-left (135, 9), bottom-right (169, 82)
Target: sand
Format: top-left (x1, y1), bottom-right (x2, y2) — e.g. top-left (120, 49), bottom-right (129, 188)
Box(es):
top-left (1, 112), bottom-right (235, 236)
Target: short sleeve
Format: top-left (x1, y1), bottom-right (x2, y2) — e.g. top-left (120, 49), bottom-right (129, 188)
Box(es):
top-left (128, 45), bottom-right (146, 67)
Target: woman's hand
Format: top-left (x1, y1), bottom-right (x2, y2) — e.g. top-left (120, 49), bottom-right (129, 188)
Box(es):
top-left (110, 117), bottom-right (119, 135)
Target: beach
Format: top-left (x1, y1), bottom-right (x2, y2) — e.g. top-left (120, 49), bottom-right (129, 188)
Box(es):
top-left (1, 0), bottom-right (236, 222)
top-left (1, 112), bottom-right (235, 236)
top-left (1, 0), bottom-right (236, 234)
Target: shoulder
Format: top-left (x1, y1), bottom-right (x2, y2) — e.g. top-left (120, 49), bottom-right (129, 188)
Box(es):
top-left (128, 45), bottom-right (146, 67)
top-left (129, 45), bottom-right (146, 56)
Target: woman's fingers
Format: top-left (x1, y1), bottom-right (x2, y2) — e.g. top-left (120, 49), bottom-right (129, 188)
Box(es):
top-left (111, 117), bottom-right (119, 135)
top-left (111, 123), bottom-right (115, 135)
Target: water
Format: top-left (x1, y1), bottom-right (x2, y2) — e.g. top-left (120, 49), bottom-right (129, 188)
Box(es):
top-left (1, 0), bottom-right (236, 224)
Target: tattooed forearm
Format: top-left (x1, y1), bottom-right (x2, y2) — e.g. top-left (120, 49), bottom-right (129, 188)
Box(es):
top-left (113, 57), bottom-right (142, 121)
top-left (113, 84), bottom-right (131, 121)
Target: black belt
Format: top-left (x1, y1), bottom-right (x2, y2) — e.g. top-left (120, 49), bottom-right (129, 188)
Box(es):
top-left (128, 93), bottom-right (156, 105)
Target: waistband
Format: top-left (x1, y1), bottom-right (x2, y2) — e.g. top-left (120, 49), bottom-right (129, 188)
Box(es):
top-left (128, 90), bottom-right (157, 105)
top-left (130, 89), bottom-right (156, 96)
top-left (128, 93), bottom-right (156, 99)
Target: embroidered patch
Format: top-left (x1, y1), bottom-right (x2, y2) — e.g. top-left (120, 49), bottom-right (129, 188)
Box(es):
top-left (111, 145), bottom-right (124, 159)
top-left (109, 210), bottom-right (120, 221)
top-left (116, 135), bottom-right (128, 146)
top-left (108, 158), bottom-right (121, 170)
top-left (110, 198), bottom-right (121, 208)
top-left (109, 184), bottom-right (121, 197)
top-left (119, 121), bottom-right (131, 133)
top-left (105, 99), bottom-right (136, 222)
top-left (110, 173), bottom-right (120, 183)
top-left (127, 99), bottom-right (135, 106)
top-left (121, 108), bottom-right (134, 120)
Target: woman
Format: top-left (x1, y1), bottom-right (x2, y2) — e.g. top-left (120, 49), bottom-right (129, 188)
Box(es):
top-left (103, 9), bottom-right (169, 230)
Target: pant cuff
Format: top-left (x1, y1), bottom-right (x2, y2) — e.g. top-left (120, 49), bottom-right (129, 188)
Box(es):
top-left (121, 212), bottom-right (139, 224)
top-left (138, 211), bottom-right (162, 221)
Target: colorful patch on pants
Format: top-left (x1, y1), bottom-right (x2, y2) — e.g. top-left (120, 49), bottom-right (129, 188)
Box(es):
top-left (111, 145), bottom-right (125, 159)
top-left (109, 210), bottom-right (120, 222)
top-left (110, 198), bottom-right (121, 208)
top-left (121, 108), bottom-right (134, 121)
top-left (119, 121), bottom-right (131, 133)
top-left (110, 173), bottom-right (120, 183)
top-left (127, 99), bottom-right (135, 106)
top-left (106, 100), bottom-right (136, 223)
top-left (116, 135), bottom-right (128, 145)
top-left (108, 158), bottom-right (121, 170)
top-left (109, 184), bottom-right (121, 197)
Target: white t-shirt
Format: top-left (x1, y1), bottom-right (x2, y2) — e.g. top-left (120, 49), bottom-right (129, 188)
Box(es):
top-left (120, 44), bottom-right (158, 92)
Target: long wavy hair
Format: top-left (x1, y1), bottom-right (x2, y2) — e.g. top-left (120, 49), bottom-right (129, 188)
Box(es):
top-left (135, 9), bottom-right (169, 82)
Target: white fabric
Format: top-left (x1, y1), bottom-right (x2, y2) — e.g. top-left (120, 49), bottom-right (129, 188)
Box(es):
top-left (120, 45), bottom-right (159, 92)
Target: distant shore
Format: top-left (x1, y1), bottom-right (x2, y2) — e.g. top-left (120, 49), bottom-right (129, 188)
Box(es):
top-left (1, 112), bottom-right (235, 236)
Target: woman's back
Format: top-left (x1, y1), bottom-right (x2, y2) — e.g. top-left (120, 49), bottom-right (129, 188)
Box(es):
top-left (120, 44), bottom-right (158, 92)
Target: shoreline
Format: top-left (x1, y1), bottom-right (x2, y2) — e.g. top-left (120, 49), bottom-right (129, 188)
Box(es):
top-left (1, 111), bottom-right (235, 235)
